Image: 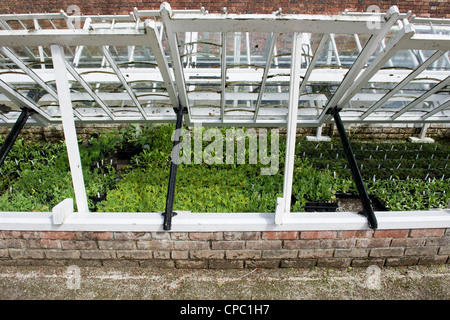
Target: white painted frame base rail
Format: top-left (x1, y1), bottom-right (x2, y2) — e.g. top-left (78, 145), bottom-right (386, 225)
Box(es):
top-left (0, 207), bottom-right (448, 232)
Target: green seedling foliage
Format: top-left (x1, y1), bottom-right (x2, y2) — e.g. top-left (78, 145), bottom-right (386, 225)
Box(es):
top-left (0, 127), bottom-right (448, 213)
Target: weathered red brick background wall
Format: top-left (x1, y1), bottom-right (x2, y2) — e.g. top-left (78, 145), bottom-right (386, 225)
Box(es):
top-left (1, 229), bottom-right (448, 268)
top-left (0, 0), bottom-right (448, 17)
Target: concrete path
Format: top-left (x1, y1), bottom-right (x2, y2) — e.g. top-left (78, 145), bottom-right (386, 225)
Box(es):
top-left (0, 265), bottom-right (448, 300)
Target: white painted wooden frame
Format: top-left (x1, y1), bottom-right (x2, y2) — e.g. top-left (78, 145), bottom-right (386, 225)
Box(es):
top-left (144, 19), bottom-right (179, 108)
top-left (0, 4), bottom-right (448, 231)
top-left (0, 210), bottom-right (448, 232)
top-left (160, 2), bottom-right (190, 120)
top-left (0, 29), bottom-right (447, 125)
top-left (52, 198), bottom-right (74, 225)
top-left (275, 33), bottom-right (303, 225)
top-left (317, 7), bottom-right (401, 125)
top-left (220, 32), bottom-right (227, 122)
top-left (50, 45), bottom-right (89, 215)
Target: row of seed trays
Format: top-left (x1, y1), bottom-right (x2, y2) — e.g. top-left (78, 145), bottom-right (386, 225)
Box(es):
top-left (296, 139), bottom-right (450, 211)
top-left (0, 124), bottom-right (448, 213)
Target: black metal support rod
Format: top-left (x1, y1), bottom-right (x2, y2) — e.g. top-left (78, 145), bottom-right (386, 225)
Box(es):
top-left (329, 107), bottom-right (378, 229)
top-left (0, 108), bottom-right (31, 167)
top-left (163, 107), bottom-right (184, 231)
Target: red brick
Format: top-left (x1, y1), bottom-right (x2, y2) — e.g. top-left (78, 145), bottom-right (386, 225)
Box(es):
top-left (112, 248), bottom-right (151, 260)
top-left (337, 230), bottom-right (374, 238)
top-left (283, 239), bottom-right (315, 249)
top-left (60, 240), bottom-right (97, 250)
top-left (172, 240), bottom-right (209, 250)
top-left (9, 249), bottom-right (44, 259)
top-left (246, 240), bottom-right (282, 250)
top-left (150, 232), bottom-right (171, 240)
top-left (98, 240), bottom-right (136, 250)
top-left (1, 231), bottom-right (39, 239)
top-left (334, 248), bottom-right (370, 258)
top-left (190, 250), bottom-right (225, 260)
top-left (370, 247), bottom-right (405, 257)
top-left (410, 228), bottom-right (445, 237)
top-left (83, 232), bottom-right (113, 240)
top-left (426, 236), bottom-right (450, 247)
top-left (113, 232), bottom-right (140, 240)
top-left (153, 251), bottom-right (171, 259)
top-left (373, 230), bottom-right (409, 238)
top-left (391, 238), bottom-right (426, 247)
top-left (37, 239), bottom-right (61, 249)
top-left (319, 239), bottom-right (356, 248)
top-left (418, 256), bottom-right (448, 265)
top-left (356, 238), bottom-right (391, 248)
top-left (170, 233), bottom-right (189, 240)
top-left (39, 231), bottom-right (76, 240)
top-left (211, 241), bottom-right (245, 250)
top-left (298, 249), bottom-right (334, 258)
top-left (137, 240), bottom-right (173, 250)
top-left (300, 231), bottom-right (336, 239)
top-left (189, 232), bottom-right (223, 240)
top-left (80, 250), bottom-right (115, 259)
top-left (223, 232), bottom-right (260, 240)
top-left (405, 247), bottom-right (438, 256)
top-left (45, 250), bottom-right (80, 259)
top-left (171, 250), bottom-right (189, 259)
top-left (262, 250), bottom-right (298, 259)
top-left (0, 239), bottom-right (25, 249)
top-left (225, 250), bottom-right (261, 260)
top-left (262, 231), bottom-right (299, 240)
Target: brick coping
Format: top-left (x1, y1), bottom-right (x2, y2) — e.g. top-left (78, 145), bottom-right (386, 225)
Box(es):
top-left (1, 229), bottom-right (448, 268)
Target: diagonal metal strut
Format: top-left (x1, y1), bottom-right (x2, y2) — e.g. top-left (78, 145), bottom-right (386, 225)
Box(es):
top-left (0, 108), bottom-right (32, 167)
top-left (162, 105), bottom-right (184, 231)
top-left (0, 88), bottom-right (47, 167)
top-left (329, 106), bottom-right (378, 230)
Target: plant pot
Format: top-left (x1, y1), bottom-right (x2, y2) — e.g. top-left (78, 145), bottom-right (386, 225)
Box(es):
top-left (303, 201), bottom-right (338, 212)
top-left (116, 145), bottom-right (142, 160)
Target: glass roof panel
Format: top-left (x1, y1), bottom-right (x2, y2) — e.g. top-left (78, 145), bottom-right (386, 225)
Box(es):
top-left (0, 7), bottom-right (447, 126)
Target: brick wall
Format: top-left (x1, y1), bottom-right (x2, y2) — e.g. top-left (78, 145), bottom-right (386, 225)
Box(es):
top-left (1, 229), bottom-right (448, 268)
top-left (1, 123), bottom-right (448, 144)
top-left (0, 0), bottom-right (449, 18)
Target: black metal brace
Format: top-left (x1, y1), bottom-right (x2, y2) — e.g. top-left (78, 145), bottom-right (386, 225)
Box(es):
top-left (0, 108), bottom-right (31, 167)
top-left (0, 89), bottom-right (45, 167)
top-left (328, 106), bottom-right (378, 229)
top-left (162, 106), bottom-right (184, 231)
